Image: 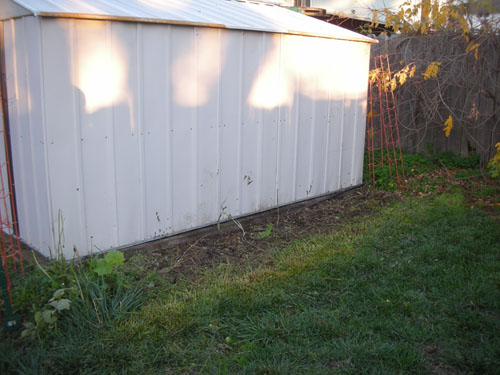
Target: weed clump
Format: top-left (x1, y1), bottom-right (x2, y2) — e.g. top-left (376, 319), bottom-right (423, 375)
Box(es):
top-left (1, 250), bottom-right (143, 374)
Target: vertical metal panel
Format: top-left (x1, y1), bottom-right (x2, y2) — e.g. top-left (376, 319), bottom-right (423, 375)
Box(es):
top-left (239, 31), bottom-right (262, 215)
top-left (276, 34), bottom-right (298, 206)
top-left (195, 27), bottom-right (221, 226)
top-left (73, 19), bottom-right (116, 253)
top-left (338, 41), bottom-right (356, 189)
top-left (170, 26), bottom-right (197, 232)
top-left (40, 18), bottom-right (87, 256)
top-left (258, 32), bottom-right (280, 210)
top-left (218, 30), bottom-right (243, 218)
top-left (22, 16), bottom-right (52, 250)
top-left (66, 19), bottom-right (89, 254)
top-left (294, 47), bottom-right (314, 200)
top-left (109, 21), bottom-right (144, 246)
top-left (142, 23), bottom-right (171, 238)
top-left (3, 17), bottom-right (53, 255)
top-left (340, 105), bottom-right (356, 189)
top-left (309, 37), bottom-right (329, 198)
top-left (339, 40), bottom-right (370, 188)
top-left (351, 43), bottom-right (370, 186)
top-left (5, 19), bottom-right (35, 243)
top-left (324, 50), bottom-right (345, 193)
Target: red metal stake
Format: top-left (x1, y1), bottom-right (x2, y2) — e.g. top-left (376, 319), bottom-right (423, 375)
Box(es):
top-left (0, 85), bottom-right (24, 309)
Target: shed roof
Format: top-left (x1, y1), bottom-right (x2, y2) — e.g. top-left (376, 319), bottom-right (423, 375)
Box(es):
top-left (4, 0), bottom-right (375, 43)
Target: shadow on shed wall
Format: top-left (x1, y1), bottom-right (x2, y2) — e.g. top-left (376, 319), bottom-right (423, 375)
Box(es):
top-left (5, 16), bottom-right (370, 257)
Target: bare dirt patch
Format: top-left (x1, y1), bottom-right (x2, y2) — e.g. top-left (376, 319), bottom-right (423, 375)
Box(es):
top-left (124, 186), bottom-right (399, 282)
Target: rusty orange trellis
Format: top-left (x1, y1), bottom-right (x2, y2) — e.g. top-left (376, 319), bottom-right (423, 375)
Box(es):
top-left (0, 86), bottom-right (24, 326)
top-left (366, 54), bottom-right (406, 187)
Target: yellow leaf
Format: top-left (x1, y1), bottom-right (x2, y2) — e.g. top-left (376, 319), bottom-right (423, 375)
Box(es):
top-left (465, 42), bottom-right (480, 53)
top-left (409, 65), bottom-right (416, 78)
top-left (367, 110), bottom-right (377, 122)
top-left (424, 62), bottom-right (441, 80)
top-left (398, 72), bottom-right (407, 85)
top-left (443, 115), bottom-right (453, 137)
top-left (492, 143), bottom-right (500, 164)
top-left (390, 78), bottom-right (397, 91)
top-left (369, 68), bottom-right (380, 82)
top-left (474, 48), bottom-right (478, 60)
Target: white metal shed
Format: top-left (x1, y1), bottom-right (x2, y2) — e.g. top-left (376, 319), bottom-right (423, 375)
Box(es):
top-left (0, 0), bottom-right (375, 258)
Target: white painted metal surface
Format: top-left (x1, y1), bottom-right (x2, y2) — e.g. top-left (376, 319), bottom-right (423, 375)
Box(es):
top-left (3, 12), bottom-right (371, 258)
top-left (4, 0), bottom-right (374, 42)
top-left (0, 0), bottom-right (31, 20)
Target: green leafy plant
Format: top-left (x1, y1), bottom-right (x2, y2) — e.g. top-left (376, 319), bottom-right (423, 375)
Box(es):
top-left (365, 150), bottom-right (484, 191)
top-left (257, 223), bottom-right (273, 239)
top-left (433, 151), bottom-right (480, 169)
top-left (17, 249), bottom-right (142, 340)
top-left (92, 250), bottom-right (125, 276)
top-left (22, 288), bottom-right (74, 337)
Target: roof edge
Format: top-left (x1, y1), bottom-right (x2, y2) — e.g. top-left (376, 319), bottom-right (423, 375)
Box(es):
top-left (36, 12), bottom-right (377, 43)
top-left (38, 12), bottom-right (227, 30)
top-left (0, 0), bottom-right (33, 21)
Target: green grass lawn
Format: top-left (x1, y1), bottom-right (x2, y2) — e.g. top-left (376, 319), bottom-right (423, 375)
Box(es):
top-left (1, 155), bottom-right (500, 374)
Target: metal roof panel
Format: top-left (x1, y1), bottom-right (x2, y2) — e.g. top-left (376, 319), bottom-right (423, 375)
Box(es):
top-left (10, 0), bottom-right (376, 42)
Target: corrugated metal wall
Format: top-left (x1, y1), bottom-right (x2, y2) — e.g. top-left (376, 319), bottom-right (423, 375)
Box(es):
top-left (3, 16), bottom-right (369, 258)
